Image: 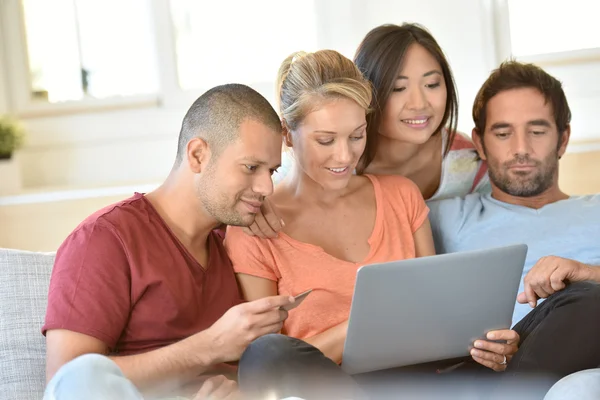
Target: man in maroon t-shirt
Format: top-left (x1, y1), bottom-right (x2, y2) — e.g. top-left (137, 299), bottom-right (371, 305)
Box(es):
top-left (42, 84), bottom-right (296, 399)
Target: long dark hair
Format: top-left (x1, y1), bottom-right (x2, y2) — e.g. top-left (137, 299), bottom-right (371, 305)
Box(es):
top-left (354, 23), bottom-right (459, 173)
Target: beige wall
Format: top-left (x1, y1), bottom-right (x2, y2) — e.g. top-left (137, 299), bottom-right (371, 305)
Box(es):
top-left (560, 149), bottom-right (600, 195)
top-left (0, 194), bottom-right (130, 252)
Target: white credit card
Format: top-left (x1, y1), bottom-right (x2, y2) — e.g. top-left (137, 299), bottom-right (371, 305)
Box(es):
top-left (281, 289), bottom-right (313, 311)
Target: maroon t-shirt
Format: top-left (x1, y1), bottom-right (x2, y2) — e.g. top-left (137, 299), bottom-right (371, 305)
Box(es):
top-left (42, 193), bottom-right (243, 356)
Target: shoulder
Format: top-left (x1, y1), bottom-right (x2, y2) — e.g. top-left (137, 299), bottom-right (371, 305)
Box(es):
top-left (564, 194), bottom-right (600, 209)
top-left (448, 131), bottom-right (477, 151)
top-left (56, 194), bottom-right (150, 256)
top-left (427, 193), bottom-right (485, 226)
top-left (431, 131), bottom-right (490, 200)
top-left (223, 225), bottom-right (272, 256)
top-left (367, 173), bottom-right (421, 197)
top-left (223, 226), bottom-right (281, 280)
top-left (75, 193), bottom-right (149, 234)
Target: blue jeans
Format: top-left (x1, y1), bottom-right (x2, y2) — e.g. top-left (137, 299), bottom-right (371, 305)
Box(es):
top-left (43, 354), bottom-right (144, 400)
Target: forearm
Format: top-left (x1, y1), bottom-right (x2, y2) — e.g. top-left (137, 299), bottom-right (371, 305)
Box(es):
top-left (303, 321), bottom-right (348, 364)
top-left (109, 329), bottom-right (220, 395)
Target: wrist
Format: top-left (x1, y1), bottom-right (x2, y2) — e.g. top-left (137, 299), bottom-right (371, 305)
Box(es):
top-left (192, 328), bottom-right (224, 366)
top-left (585, 263), bottom-right (600, 282)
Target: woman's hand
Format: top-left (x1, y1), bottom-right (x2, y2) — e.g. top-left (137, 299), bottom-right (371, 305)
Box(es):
top-left (242, 198), bottom-right (284, 238)
top-left (470, 329), bottom-right (520, 371)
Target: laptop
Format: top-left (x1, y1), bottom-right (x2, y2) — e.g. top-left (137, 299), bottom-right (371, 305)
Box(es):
top-left (340, 244), bottom-right (528, 375)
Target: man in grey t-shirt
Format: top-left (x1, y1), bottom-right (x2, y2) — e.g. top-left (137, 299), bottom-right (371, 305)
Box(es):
top-left (428, 60), bottom-right (600, 398)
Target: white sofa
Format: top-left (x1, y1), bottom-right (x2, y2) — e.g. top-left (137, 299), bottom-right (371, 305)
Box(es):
top-left (0, 248), bottom-right (55, 399)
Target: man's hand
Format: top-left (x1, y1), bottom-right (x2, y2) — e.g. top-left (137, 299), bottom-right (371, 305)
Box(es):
top-left (242, 198), bottom-right (284, 238)
top-left (192, 375), bottom-right (239, 400)
top-left (206, 295), bottom-right (294, 362)
top-left (470, 330), bottom-right (519, 372)
top-left (517, 256), bottom-right (594, 308)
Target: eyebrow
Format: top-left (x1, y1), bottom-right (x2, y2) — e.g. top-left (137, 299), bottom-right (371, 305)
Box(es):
top-left (397, 70), bottom-right (442, 80)
top-left (490, 122), bottom-right (511, 130)
top-left (313, 122), bottom-right (367, 135)
top-left (527, 119), bottom-right (552, 128)
top-left (490, 119), bottom-right (552, 130)
top-left (240, 157), bottom-right (281, 169)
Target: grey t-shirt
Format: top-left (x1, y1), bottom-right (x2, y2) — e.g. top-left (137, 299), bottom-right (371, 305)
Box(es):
top-left (428, 193), bottom-right (600, 326)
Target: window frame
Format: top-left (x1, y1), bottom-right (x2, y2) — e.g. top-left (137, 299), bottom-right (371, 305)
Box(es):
top-left (0, 0), bottom-right (162, 117)
top-left (492, 0), bottom-right (600, 66)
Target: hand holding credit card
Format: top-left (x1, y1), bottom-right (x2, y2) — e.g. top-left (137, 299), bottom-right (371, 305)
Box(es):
top-left (281, 289), bottom-right (313, 311)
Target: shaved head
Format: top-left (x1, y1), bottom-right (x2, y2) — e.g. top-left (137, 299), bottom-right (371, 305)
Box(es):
top-left (176, 84), bottom-right (281, 165)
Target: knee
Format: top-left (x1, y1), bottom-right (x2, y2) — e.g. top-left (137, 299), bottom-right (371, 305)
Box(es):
top-left (44, 354), bottom-right (125, 399)
top-left (54, 354), bottom-right (121, 381)
top-left (568, 281), bottom-right (600, 301)
top-left (551, 281), bottom-right (600, 306)
top-left (544, 369), bottom-right (600, 400)
top-left (241, 334), bottom-right (303, 365)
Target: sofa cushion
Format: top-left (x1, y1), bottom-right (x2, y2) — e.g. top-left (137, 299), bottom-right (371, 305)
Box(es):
top-left (0, 248), bottom-right (55, 400)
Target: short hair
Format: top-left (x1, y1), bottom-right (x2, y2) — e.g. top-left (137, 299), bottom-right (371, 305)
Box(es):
top-left (176, 83), bottom-right (281, 165)
top-left (276, 50), bottom-right (372, 132)
top-left (472, 61), bottom-right (572, 138)
top-left (354, 23), bottom-right (459, 173)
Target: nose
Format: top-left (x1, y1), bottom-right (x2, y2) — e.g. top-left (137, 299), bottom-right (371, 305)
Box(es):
top-left (511, 131), bottom-right (533, 157)
top-left (333, 141), bottom-right (352, 165)
top-left (252, 171), bottom-right (275, 198)
top-left (406, 86), bottom-right (427, 110)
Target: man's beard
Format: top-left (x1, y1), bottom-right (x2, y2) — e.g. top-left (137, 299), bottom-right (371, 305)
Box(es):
top-left (488, 153), bottom-right (558, 198)
top-left (196, 169), bottom-right (262, 227)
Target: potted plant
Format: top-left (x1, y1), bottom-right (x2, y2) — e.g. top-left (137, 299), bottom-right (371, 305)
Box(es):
top-left (0, 115), bottom-right (26, 160)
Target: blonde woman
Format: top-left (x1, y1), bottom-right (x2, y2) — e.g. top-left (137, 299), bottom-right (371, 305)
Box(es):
top-left (226, 49), bottom-right (436, 363)
top-left (225, 51), bottom-right (515, 395)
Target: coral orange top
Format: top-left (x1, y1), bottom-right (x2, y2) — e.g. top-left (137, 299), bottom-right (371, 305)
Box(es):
top-left (224, 174), bottom-right (429, 340)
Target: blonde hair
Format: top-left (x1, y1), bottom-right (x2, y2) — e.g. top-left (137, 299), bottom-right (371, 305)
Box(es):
top-left (276, 50), bottom-right (372, 131)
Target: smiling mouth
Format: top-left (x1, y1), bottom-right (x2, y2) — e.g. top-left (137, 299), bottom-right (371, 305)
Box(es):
top-left (326, 166), bottom-right (349, 174)
top-left (402, 118), bottom-right (429, 124)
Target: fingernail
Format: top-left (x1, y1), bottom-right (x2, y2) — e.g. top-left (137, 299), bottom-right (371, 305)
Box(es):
top-left (487, 332), bottom-right (495, 339)
top-left (288, 296), bottom-right (295, 302)
top-left (280, 219), bottom-right (286, 227)
top-left (529, 302), bottom-right (536, 308)
top-left (474, 341), bottom-right (482, 348)
top-left (471, 349), bottom-right (479, 357)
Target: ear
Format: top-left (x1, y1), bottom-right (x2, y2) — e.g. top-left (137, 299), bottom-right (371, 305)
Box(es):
top-left (471, 128), bottom-right (487, 160)
top-left (557, 125), bottom-right (571, 160)
top-left (186, 137), bottom-right (211, 173)
top-left (282, 120), bottom-right (294, 148)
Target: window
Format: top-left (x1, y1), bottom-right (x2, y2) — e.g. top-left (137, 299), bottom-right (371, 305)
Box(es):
top-left (20, 0), bottom-right (159, 104)
top-left (503, 0), bottom-right (600, 60)
top-left (169, 0), bottom-right (319, 90)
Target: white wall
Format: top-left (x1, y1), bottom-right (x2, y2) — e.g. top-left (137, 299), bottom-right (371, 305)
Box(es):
top-left (1, 0), bottom-right (598, 190)
top-left (542, 60), bottom-right (600, 144)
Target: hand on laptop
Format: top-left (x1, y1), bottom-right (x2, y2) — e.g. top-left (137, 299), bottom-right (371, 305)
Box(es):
top-left (470, 329), bottom-right (519, 372)
top-left (242, 198), bottom-right (284, 238)
top-left (518, 256), bottom-right (594, 308)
